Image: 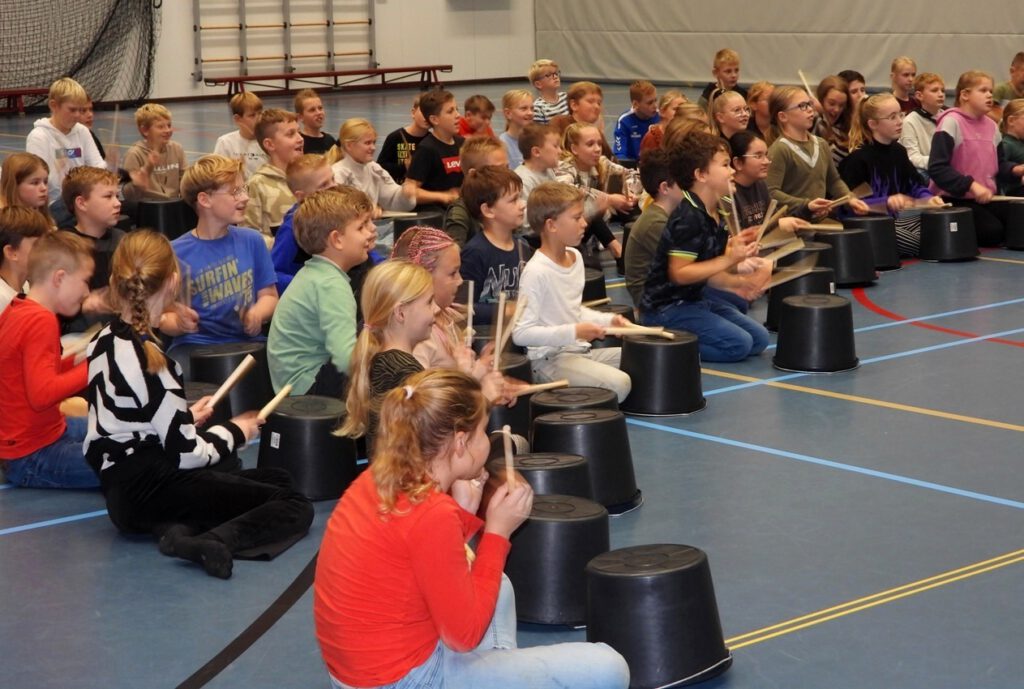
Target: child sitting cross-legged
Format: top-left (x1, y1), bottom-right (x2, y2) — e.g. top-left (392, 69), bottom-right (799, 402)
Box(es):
top-left (314, 367), bottom-right (630, 689)
top-left (512, 182), bottom-right (632, 402)
top-left (639, 132), bottom-right (771, 363)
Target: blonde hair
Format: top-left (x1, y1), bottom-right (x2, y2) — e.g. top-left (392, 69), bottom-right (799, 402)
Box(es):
top-left (229, 92), bottom-right (263, 117)
top-left (502, 88), bottom-right (533, 112)
top-left (109, 231), bottom-right (177, 373)
top-left (180, 154), bottom-right (244, 210)
top-left (890, 56), bottom-right (917, 73)
top-left (325, 118), bottom-right (375, 164)
top-left (528, 58), bottom-right (559, 84)
top-left (284, 153), bottom-right (330, 193)
top-left (0, 153), bottom-right (53, 222)
top-left (293, 186), bottom-right (373, 255)
top-left (527, 181), bottom-right (584, 234)
top-left (459, 136), bottom-right (506, 173)
top-left (954, 70), bottom-right (993, 107)
top-left (562, 122), bottom-right (619, 186)
top-left (293, 88), bottom-right (320, 114)
top-left (710, 90), bottom-right (746, 136)
top-left (61, 166), bottom-right (120, 215)
top-left (747, 81), bottom-right (775, 107)
top-left (713, 48), bottom-right (740, 67)
top-left (658, 90), bottom-right (685, 114)
top-left (26, 230), bottom-right (92, 285)
top-left (372, 369), bottom-right (489, 514)
top-left (1000, 98), bottom-right (1024, 135)
top-left (338, 261), bottom-right (434, 438)
top-left (47, 77), bottom-right (87, 106)
top-left (767, 85), bottom-right (807, 145)
top-left (134, 103), bottom-right (172, 130)
top-left (848, 93), bottom-right (899, 150)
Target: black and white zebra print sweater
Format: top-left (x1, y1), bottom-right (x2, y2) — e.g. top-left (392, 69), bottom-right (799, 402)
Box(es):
top-left (84, 318), bottom-right (245, 473)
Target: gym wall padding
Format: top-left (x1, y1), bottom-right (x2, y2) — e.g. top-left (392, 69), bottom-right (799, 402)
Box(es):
top-left (534, 1), bottom-right (1022, 89)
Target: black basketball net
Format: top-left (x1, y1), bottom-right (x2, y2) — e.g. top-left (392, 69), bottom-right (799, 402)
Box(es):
top-left (0, 0), bottom-right (160, 105)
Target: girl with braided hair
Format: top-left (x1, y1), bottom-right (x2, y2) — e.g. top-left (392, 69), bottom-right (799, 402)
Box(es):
top-left (85, 230), bottom-right (313, 579)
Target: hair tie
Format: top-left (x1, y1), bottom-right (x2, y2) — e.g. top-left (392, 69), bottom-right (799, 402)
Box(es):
top-left (404, 385), bottom-right (414, 400)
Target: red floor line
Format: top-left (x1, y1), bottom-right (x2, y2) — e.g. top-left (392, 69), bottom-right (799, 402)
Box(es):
top-left (851, 287), bottom-right (1024, 348)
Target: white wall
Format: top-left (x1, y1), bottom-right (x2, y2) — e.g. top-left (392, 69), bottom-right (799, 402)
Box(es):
top-left (151, 0), bottom-right (536, 100)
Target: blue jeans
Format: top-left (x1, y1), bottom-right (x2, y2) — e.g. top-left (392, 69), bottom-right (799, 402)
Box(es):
top-left (330, 575), bottom-right (629, 689)
top-left (1, 417), bottom-right (99, 489)
top-left (642, 297), bottom-right (769, 363)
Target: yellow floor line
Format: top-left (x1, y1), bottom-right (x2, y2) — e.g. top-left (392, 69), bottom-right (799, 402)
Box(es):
top-left (702, 368), bottom-right (1024, 433)
top-left (979, 256), bottom-right (1024, 266)
top-left (726, 548), bottom-right (1024, 650)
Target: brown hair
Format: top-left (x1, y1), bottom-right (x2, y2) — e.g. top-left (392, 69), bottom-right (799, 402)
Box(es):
top-left (0, 207), bottom-right (51, 266)
top-left (284, 153), bottom-right (331, 193)
top-left (668, 131), bottom-right (729, 190)
top-left (629, 80), bottom-right (656, 103)
top-left (662, 116), bottom-right (712, 152)
top-left (461, 166), bottom-right (523, 221)
top-left (229, 92), bottom-right (263, 117)
top-left (293, 88), bottom-right (320, 114)
top-left (526, 181), bottom-right (584, 234)
top-left (566, 81), bottom-right (603, 115)
top-left (767, 85), bottom-right (807, 145)
top-left (134, 103), bottom-right (172, 130)
top-left (747, 81), bottom-right (775, 107)
top-left (26, 229), bottom-right (92, 285)
top-left (815, 75), bottom-right (852, 141)
top-left (913, 72), bottom-right (944, 94)
top-left (0, 153), bottom-right (53, 223)
top-left (180, 154), bottom-right (244, 210)
top-left (518, 123), bottom-right (556, 159)
top-left (372, 369), bottom-right (489, 514)
top-left (638, 148), bottom-right (675, 197)
top-left (109, 231), bottom-right (177, 373)
top-left (418, 89), bottom-right (455, 124)
top-left (293, 186), bottom-right (373, 255)
top-left (463, 94), bottom-right (495, 115)
top-left (61, 166), bottom-right (120, 216)
top-left (338, 260), bottom-right (434, 438)
top-left (254, 108), bottom-right (298, 152)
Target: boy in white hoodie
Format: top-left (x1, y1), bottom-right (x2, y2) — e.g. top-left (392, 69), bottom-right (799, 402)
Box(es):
top-left (25, 78), bottom-right (105, 224)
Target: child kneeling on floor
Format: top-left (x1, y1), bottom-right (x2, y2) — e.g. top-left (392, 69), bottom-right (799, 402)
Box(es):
top-left (314, 368), bottom-right (629, 689)
top-left (512, 182), bottom-right (632, 402)
top-left (85, 230), bottom-right (313, 579)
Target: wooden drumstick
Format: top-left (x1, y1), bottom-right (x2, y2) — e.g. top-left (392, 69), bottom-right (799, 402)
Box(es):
top-left (826, 194), bottom-right (852, 210)
top-left (257, 384), bottom-right (292, 421)
top-left (464, 281), bottom-right (474, 347)
top-left (497, 295), bottom-right (527, 356)
top-left (492, 291), bottom-right (507, 372)
top-left (512, 379), bottom-right (570, 398)
top-left (502, 424), bottom-right (515, 489)
top-left (62, 323), bottom-right (104, 358)
top-left (581, 297), bottom-right (611, 307)
top-left (762, 238), bottom-right (806, 265)
top-left (604, 326), bottom-right (676, 339)
top-left (206, 354), bottom-right (257, 409)
top-left (754, 199), bottom-right (778, 244)
top-left (797, 69), bottom-right (815, 102)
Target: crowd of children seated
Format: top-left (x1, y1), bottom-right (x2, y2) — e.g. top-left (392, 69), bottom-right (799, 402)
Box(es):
top-left (2, 45), bottom-right (1024, 688)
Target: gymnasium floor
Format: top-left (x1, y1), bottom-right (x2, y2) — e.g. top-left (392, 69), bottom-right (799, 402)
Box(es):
top-left (3, 84), bottom-right (1024, 689)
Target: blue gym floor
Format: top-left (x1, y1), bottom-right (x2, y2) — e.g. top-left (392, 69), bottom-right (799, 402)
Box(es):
top-left (3, 84), bottom-right (1024, 689)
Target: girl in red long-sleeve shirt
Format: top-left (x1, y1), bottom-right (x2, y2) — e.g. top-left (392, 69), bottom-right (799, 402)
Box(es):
top-left (314, 369), bottom-right (629, 689)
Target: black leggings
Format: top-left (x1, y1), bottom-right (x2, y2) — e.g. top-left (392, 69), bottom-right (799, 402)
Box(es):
top-left (100, 448), bottom-right (313, 558)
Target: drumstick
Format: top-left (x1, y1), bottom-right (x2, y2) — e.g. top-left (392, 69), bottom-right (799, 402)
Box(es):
top-left (604, 326), bottom-right (676, 339)
top-left (768, 266), bottom-right (816, 289)
top-left (759, 229), bottom-right (796, 249)
top-left (107, 103), bottom-right (121, 168)
top-left (914, 199), bottom-right (952, 208)
top-left (206, 354), bottom-right (257, 409)
top-left (497, 295), bottom-right (527, 357)
top-left (762, 238), bottom-right (806, 265)
top-left (257, 384), bottom-right (292, 421)
top-left (581, 297), bottom-right (611, 307)
top-left (754, 200), bottom-right (779, 243)
top-left (511, 379), bottom-right (570, 398)
top-left (62, 323), bottom-right (104, 358)
top-left (826, 194), bottom-right (852, 210)
top-left (502, 424), bottom-right (515, 489)
top-left (464, 281), bottom-right (474, 347)
top-left (849, 182), bottom-right (873, 198)
top-left (718, 200), bottom-right (738, 236)
top-left (492, 291), bottom-right (507, 372)
top-left (797, 69), bottom-right (815, 102)
top-left (989, 195), bottom-right (1024, 203)
top-left (802, 223), bottom-right (846, 231)
top-left (180, 262), bottom-right (192, 305)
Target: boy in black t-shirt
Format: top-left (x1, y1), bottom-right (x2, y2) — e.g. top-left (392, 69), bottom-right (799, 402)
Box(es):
top-left (403, 90), bottom-right (465, 211)
top-left (377, 94), bottom-right (429, 184)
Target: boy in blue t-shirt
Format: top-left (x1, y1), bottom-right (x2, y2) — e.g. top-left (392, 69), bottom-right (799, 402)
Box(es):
top-left (639, 132), bottom-right (770, 363)
top-left (459, 165), bottom-right (533, 326)
top-left (613, 80), bottom-right (660, 161)
top-left (161, 154), bottom-right (279, 380)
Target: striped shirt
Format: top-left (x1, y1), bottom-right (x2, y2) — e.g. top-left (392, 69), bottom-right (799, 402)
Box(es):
top-left (532, 93), bottom-right (568, 124)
